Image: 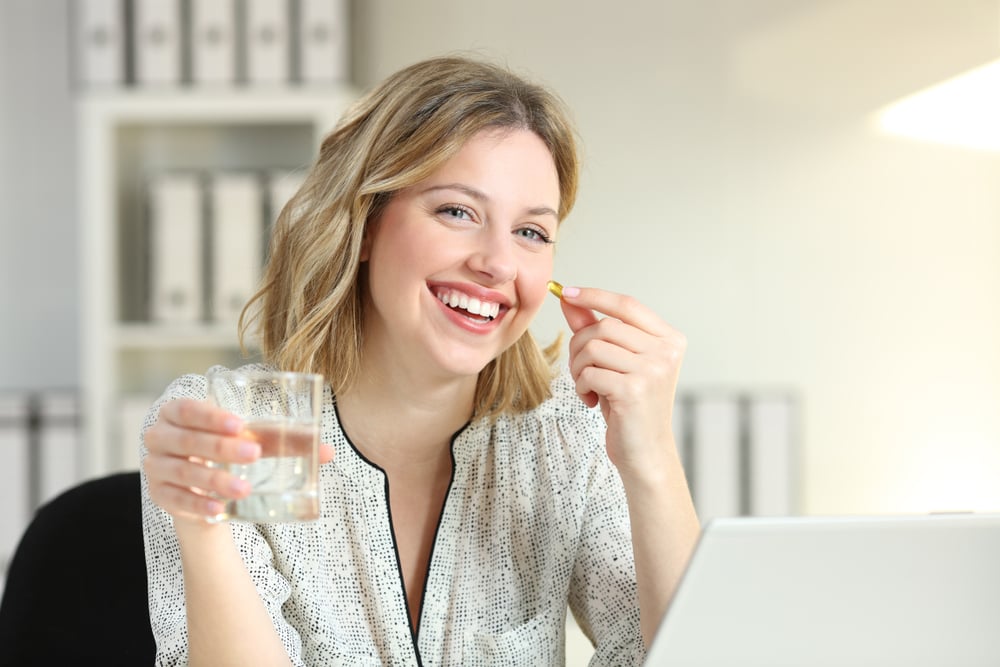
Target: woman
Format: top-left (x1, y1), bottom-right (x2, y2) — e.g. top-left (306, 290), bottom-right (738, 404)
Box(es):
top-left (142, 55), bottom-right (700, 666)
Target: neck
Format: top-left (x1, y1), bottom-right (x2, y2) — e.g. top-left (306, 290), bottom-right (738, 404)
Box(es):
top-left (336, 363), bottom-right (476, 473)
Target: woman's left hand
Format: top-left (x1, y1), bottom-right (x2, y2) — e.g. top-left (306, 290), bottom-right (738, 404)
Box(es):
top-left (558, 285), bottom-right (687, 481)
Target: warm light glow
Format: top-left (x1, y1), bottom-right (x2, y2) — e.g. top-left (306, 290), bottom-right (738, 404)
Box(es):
top-left (877, 59), bottom-right (1000, 152)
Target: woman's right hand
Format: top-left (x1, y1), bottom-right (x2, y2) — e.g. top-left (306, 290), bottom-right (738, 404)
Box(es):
top-left (143, 399), bottom-right (260, 523)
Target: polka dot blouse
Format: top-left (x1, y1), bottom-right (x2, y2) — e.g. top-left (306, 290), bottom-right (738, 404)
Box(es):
top-left (141, 365), bottom-right (647, 666)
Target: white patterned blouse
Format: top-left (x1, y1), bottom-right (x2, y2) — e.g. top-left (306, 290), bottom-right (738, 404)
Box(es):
top-left (140, 364), bottom-right (646, 666)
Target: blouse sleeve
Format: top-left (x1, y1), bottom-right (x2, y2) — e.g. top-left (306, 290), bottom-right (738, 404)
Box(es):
top-left (562, 407), bottom-right (648, 667)
top-left (139, 372), bottom-right (308, 667)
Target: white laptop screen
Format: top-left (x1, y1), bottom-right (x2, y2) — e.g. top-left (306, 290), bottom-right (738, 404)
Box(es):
top-left (644, 514), bottom-right (1000, 667)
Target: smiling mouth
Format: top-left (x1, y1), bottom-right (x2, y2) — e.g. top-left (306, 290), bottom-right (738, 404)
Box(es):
top-left (433, 288), bottom-right (502, 321)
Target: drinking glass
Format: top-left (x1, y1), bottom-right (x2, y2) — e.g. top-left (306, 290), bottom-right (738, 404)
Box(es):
top-left (206, 368), bottom-right (323, 522)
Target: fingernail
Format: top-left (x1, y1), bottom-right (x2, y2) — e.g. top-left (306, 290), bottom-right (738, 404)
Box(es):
top-left (237, 442), bottom-right (261, 459)
top-left (223, 417), bottom-right (243, 434)
top-left (561, 285), bottom-right (580, 298)
top-left (206, 500), bottom-right (225, 516)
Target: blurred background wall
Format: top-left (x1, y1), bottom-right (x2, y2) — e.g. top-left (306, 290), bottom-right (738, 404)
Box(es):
top-left (0, 1), bottom-right (78, 389)
top-left (2, 0), bottom-right (999, 515)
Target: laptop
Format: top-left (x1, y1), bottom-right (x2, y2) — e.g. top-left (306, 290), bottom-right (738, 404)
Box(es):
top-left (644, 513), bottom-right (1000, 666)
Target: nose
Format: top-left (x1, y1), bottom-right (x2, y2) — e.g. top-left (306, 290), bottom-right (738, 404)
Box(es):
top-left (468, 226), bottom-right (517, 285)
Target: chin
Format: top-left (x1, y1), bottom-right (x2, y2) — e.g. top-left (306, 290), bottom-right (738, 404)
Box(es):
top-left (435, 348), bottom-right (502, 380)
top-left (445, 359), bottom-right (495, 380)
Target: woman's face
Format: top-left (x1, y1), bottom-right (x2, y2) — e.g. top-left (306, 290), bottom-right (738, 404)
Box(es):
top-left (362, 128), bottom-right (560, 382)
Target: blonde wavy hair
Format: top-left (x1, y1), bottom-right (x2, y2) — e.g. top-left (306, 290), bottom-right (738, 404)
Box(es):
top-left (240, 55), bottom-right (580, 419)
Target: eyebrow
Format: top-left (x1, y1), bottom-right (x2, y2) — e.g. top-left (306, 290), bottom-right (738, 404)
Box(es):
top-left (421, 183), bottom-right (559, 219)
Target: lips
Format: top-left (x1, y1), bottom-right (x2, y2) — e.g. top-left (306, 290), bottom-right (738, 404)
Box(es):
top-left (433, 287), bottom-right (502, 320)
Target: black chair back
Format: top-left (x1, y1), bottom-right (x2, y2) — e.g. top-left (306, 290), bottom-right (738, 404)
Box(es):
top-left (0, 471), bottom-right (155, 666)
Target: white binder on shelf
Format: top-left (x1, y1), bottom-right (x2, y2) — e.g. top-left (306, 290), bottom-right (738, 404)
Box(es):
top-left (298, 0), bottom-right (350, 84)
top-left (245, 0), bottom-right (291, 85)
top-left (210, 172), bottom-right (264, 324)
top-left (0, 395), bottom-right (30, 581)
top-left (118, 394), bottom-right (155, 472)
top-left (190, 0), bottom-right (237, 85)
top-left (133, 0), bottom-right (183, 86)
top-left (74, 0), bottom-right (125, 88)
top-left (691, 396), bottom-right (742, 524)
top-left (38, 392), bottom-right (80, 508)
top-left (749, 396), bottom-right (795, 516)
top-left (149, 172), bottom-right (205, 323)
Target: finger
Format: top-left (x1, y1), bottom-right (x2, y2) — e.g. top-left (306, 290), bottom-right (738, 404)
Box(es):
top-left (145, 454), bottom-right (252, 499)
top-left (572, 334), bottom-right (685, 401)
top-left (577, 387), bottom-right (599, 409)
top-left (568, 337), bottom-right (635, 409)
top-left (569, 336), bottom-right (642, 380)
top-left (559, 295), bottom-right (599, 334)
top-left (567, 316), bottom-right (650, 360)
top-left (574, 364), bottom-right (645, 407)
top-left (144, 459), bottom-right (243, 520)
top-left (157, 398), bottom-right (244, 435)
top-left (319, 443), bottom-right (335, 465)
top-left (559, 301), bottom-right (622, 407)
top-left (560, 286), bottom-right (671, 337)
top-left (145, 419), bottom-right (261, 463)
top-left (147, 478), bottom-right (229, 520)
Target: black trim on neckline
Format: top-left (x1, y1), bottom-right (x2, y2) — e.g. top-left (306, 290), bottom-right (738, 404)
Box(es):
top-left (333, 402), bottom-right (423, 663)
top-left (330, 399), bottom-right (472, 665)
top-left (331, 398), bottom-right (386, 473)
top-left (381, 473), bottom-right (424, 667)
top-left (413, 426), bottom-right (460, 639)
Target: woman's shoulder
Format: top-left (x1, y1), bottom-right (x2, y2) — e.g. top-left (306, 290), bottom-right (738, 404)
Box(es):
top-left (501, 364), bottom-right (605, 434)
top-left (482, 365), bottom-right (608, 474)
top-left (158, 362), bottom-right (274, 402)
top-left (540, 365), bottom-right (601, 419)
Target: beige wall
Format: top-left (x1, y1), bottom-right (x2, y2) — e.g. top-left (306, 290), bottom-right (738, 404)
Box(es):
top-left (351, 0), bottom-right (1000, 515)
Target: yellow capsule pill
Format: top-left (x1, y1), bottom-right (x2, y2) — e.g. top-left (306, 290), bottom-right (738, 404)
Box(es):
top-left (547, 280), bottom-right (564, 299)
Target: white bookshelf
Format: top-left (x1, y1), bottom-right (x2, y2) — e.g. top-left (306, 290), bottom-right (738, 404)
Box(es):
top-left (77, 89), bottom-right (356, 479)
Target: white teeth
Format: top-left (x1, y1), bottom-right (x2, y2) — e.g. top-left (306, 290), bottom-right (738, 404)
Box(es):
top-left (435, 289), bottom-right (501, 320)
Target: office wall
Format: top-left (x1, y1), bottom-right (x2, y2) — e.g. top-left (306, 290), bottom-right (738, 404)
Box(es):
top-left (352, 0), bottom-right (1000, 514)
top-left (1, 0), bottom-right (998, 515)
top-left (0, 0), bottom-right (78, 390)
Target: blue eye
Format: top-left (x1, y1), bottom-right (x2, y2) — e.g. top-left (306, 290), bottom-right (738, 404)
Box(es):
top-left (515, 227), bottom-right (554, 245)
top-left (438, 205), bottom-right (474, 221)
